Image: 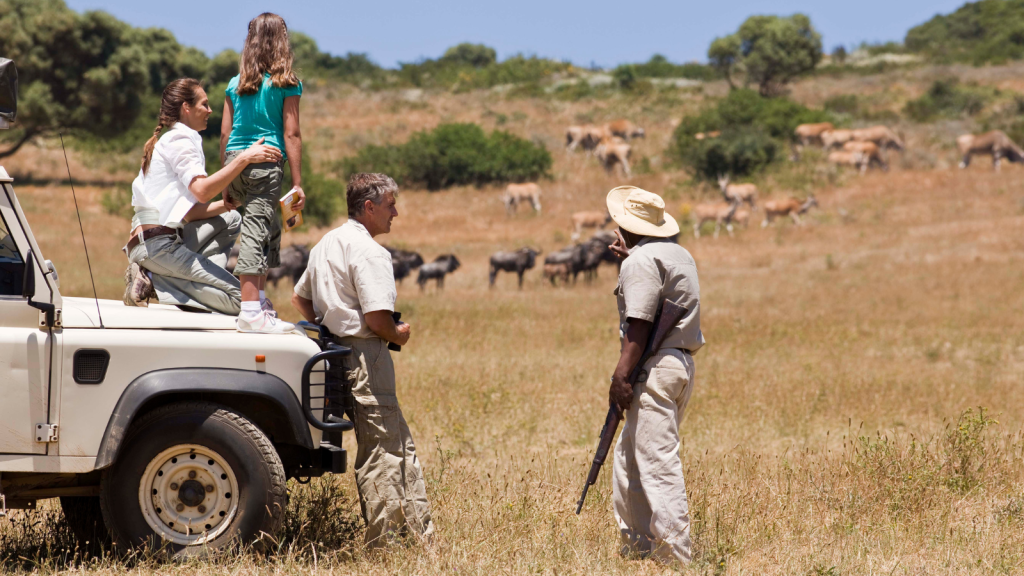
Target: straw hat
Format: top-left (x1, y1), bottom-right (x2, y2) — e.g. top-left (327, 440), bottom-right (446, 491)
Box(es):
top-left (605, 186), bottom-right (679, 238)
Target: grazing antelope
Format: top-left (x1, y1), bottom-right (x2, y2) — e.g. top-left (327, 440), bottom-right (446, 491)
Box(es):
top-left (565, 124), bottom-right (609, 153)
top-left (595, 136), bottom-right (632, 178)
top-left (691, 200), bottom-right (740, 239)
top-left (843, 141), bottom-right (888, 171)
top-left (761, 196), bottom-right (818, 227)
top-left (501, 183), bottom-right (542, 215)
top-left (794, 122), bottom-right (835, 147)
top-left (852, 125), bottom-right (904, 151)
top-left (821, 129), bottom-right (854, 149)
top-left (717, 175), bottom-right (758, 208)
top-left (733, 207), bottom-right (751, 228)
top-left (956, 130), bottom-right (1024, 172)
top-left (828, 150), bottom-right (869, 175)
top-left (606, 119), bottom-right (646, 140)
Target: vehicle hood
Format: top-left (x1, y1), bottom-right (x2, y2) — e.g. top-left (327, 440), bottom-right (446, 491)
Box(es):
top-left (62, 297), bottom-right (241, 330)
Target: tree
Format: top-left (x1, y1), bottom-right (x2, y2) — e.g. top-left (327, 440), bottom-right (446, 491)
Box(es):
top-left (440, 43), bottom-right (497, 68)
top-left (707, 14), bottom-right (822, 96)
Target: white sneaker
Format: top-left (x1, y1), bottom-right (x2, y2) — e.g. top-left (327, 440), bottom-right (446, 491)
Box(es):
top-left (261, 299), bottom-right (276, 317)
top-left (236, 310), bottom-right (296, 334)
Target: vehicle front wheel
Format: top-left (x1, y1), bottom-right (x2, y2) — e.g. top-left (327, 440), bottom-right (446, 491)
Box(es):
top-left (99, 402), bottom-right (286, 555)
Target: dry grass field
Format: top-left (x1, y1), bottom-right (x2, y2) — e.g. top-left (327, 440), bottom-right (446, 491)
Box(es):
top-left (3, 70), bottom-right (1024, 574)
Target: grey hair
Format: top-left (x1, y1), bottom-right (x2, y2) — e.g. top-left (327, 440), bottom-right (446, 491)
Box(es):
top-left (347, 173), bottom-right (399, 217)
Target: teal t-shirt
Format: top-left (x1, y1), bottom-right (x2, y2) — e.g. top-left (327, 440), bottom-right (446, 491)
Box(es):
top-left (225, 73), bottom-right (302, 159)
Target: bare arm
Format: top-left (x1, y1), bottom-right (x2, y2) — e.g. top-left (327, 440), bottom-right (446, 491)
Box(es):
top-left (183, 200), bottom-right (232, 222)
top-left (365, 310), bottom-right (410, 347)
top-left (220, 97), bottom-right (233, 166)
top-left (188, 138), bottom-right (282, 203)
top-left (291, 293), bottom-right (317, 323)
top-left (282, 95), bottom-right (305, 209)
top-left (609, 317), bottom-right (653, 415)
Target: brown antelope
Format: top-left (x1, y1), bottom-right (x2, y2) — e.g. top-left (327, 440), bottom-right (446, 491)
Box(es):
top-left (717, 175), bottom-right (758, 208)
top-left (570, 210), bottom-right (612, 241)
top-left (606, 119), bottom-right (645, 140)
top-left (843, 141), bottom-right (888, 171)
top-left (956, 130), bottom-right (1024, 172)
top-left (565, 124), bottom-right (609, 153)
top-left (852, 125), bottom-right (904, 151)
top-left (794, 122), bottom-right (834, 146)
top-left (595, 136), bottom-right (632, 178)
top-left (821, 129), bottom-right (854, 149)
top-left (733, 207), bottom-right (751, 228)
top-left (501, 183), bottom-right (542, 215)
top-left (828, 150), bottom-right (868, 175)
top-left (691, 200), bottom-right (740, 239)
top-left (762, 196), bottom-right (818, 227)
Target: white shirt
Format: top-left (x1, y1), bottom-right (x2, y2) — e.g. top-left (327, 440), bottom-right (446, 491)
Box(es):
top-left (294, 219), bottom-right (397, 338)
top-left (130, 122), bottom-right (206, 229)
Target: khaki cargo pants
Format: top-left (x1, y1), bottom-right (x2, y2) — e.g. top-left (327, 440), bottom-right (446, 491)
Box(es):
top-left (224, 150), bottom-right (283, 277)
top-left (612, 348), bottom-right (696, 565)
top-left (338, 335), bottom-right (434, 547)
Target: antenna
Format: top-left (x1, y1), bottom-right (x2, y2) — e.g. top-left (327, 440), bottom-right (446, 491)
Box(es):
top-left (58, 132), bottom-right (103, 328)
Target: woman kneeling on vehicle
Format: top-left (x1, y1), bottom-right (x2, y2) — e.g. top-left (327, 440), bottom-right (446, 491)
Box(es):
top-left (123, 78), bottom-right (282, 313)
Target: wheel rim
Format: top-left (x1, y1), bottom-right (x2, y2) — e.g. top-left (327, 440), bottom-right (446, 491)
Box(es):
top-left (139, 444), bottom-right (239, 546)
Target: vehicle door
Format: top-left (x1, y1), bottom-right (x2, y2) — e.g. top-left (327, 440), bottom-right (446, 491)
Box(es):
top-left (0, 174), bottom-right (56, 454)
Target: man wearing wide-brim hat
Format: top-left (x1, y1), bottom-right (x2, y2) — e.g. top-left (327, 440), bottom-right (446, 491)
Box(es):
top-left (604, 186), bottom-right (704, 565)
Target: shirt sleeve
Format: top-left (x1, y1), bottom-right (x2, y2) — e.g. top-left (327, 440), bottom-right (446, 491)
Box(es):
top-left (351, 253), bottom-right (396, 314)
top-left (165, 131), bottom-right (207, 195)
top-left (294, 268), bottom-right (312, 300)
top-left (283, 81), bottom-right (303, 98)
top-left (620, 253), bottom-right (662, 323)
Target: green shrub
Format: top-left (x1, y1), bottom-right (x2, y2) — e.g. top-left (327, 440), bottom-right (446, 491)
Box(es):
top-left (615, 54), bottom-right (717, 81)
top-left (824, 94), bottom-right (859, 115)
top-left (340, 123), bottom-right (551, 191)
top-left (284, 147), bottom-right (346, 227)
top-left (905, 0), bottom-right (1024, 64)
top-left (667, 89), bottom-right (829, 179)
top-left (904, 79), bottom-right (994, 122)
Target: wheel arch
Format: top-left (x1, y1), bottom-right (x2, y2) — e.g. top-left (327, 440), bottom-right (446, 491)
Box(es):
top-left (94, 368), bottom-right (313, 470)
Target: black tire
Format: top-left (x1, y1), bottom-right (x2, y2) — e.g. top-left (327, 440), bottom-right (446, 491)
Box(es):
top-left (60, 496), bottom-right (110, 556)
top-left (99, 402), bottom-right (286, 556)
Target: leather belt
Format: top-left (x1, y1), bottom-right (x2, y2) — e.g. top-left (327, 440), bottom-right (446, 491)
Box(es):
top-left (124, 226), bottom-right (178, 254)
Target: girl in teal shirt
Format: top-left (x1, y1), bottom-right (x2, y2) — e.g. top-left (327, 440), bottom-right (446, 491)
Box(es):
top-left (220, 12), bottom-right (305, 333)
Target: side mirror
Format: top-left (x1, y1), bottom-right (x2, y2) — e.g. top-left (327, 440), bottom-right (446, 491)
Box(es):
top-left (22, 251), bottom-right (34, 298)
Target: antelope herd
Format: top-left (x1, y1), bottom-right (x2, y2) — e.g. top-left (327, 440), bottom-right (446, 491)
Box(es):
top-left (564, 118), bottom-right (643, 178)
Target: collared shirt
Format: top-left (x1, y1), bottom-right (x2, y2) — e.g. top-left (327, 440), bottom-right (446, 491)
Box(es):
top-left (615, 237), bottom-right (705, 354)
top-left (294, 219), bottom-right (397, 338)
top-left (130, 122), bottom-right (205, 229)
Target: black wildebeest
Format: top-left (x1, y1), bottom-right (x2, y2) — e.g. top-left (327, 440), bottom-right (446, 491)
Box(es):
top-left (417, 254), bottom-right (461, 291)
top-left (489, 247), bottom-right (540, 289)
top-left (385, 246), bottom-right (424, 285)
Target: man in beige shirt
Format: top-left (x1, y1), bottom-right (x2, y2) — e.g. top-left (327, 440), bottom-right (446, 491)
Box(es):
top-left (604, 186), bottom-right (703, 565)
top-left (292, 173), bottom-right (433, 547)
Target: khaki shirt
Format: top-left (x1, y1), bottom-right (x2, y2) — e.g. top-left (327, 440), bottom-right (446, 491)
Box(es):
top-left (294, 219), bottom-right (396, 338)
top-left (615, 237), bottom-right (704, 354)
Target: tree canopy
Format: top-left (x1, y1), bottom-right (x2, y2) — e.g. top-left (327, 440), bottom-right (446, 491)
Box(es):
top-left (707, 14), bottom-right (822, 96)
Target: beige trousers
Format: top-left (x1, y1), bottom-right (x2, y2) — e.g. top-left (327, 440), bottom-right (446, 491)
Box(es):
top-left (338, 336), bottom-right (434, 547)
top-left (612, 348), bottom-right (696, 564)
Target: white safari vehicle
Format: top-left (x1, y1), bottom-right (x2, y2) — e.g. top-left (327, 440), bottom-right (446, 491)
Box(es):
top-left (0, 59), bottom-right (354, 555)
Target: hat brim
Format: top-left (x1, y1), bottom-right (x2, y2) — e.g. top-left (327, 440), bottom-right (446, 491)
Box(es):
top-left (606, 186), bottom-right (680, 238)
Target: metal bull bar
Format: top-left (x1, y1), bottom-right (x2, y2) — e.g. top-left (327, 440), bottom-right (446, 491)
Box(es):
top-left (299, 322), bottom-right (355, 432)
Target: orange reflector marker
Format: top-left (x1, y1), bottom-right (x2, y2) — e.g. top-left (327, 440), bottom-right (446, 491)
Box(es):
top-left (255, 355), bottom-right (266, 362)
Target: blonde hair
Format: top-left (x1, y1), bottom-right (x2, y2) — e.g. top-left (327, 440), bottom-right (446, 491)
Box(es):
top-left (237, 13), bottom-right (299, 95)
top-left (141, 78), bottom-right (202, 175)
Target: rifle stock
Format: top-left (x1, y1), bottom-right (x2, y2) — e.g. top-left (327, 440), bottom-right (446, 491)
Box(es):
top-left (575, 299), bottom-right (687, 514)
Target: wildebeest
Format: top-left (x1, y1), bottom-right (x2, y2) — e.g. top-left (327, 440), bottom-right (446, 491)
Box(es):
top-left (828, 150), bottom-right (868, 175)
top-left (794, 122), bottom-right (835, 147)
top-left (417, 254), bottom-right (461, 291)
top-left (717, 175), bottom-right (758, 208)
top-left (821, 129), bottom-right (854, 149)
top-left (691, 201), bottom-right (740, 239)
top-left (606, 119), bottom-right (646, 140)
top-left (761, 196), bottom-right (818, 227)
top-left (852, 125), bottom-right (904, 151)
top-left (501, 183), bottom-right (542, 215)
top-left (956, 130), bottom-right (1024, 172)
top-left (544, 245), bottom-right (585, 284)
top-left (595, 137), bottom-right (632, 177)
top-left (489, 247), bottom-right (540, 289)
top-left (843, 141), bottom-right (888, 171)
top-left (385, 246), bottom-right (424, 285)
top-left (268, 244), bottom-right (310, 287)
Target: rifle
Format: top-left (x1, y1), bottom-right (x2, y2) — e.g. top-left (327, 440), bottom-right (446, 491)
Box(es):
top-left (575, 298), bottom-right (688, 514)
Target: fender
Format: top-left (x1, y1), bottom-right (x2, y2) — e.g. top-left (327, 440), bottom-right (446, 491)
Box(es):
top-left (94, 368), bottom-right (313, 470)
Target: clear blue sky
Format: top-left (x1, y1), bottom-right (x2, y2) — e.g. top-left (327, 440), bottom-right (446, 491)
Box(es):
top-left (66, 0), bottom-right (967, 68)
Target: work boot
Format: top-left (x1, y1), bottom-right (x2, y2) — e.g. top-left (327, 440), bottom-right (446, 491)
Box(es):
top-left (123, 262), bottom-right (152, 307)
top-left (236, 309), bottom-right (296, 334)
